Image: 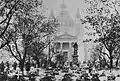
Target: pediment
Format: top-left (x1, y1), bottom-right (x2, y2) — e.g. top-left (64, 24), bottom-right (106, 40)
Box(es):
top-left (55, 32), bottom-right (77, 39)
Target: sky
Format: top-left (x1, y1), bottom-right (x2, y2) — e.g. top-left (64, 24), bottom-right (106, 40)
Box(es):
top-left (43, 0), bottom-right (87, 18)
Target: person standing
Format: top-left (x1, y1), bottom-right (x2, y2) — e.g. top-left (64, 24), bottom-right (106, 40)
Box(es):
top-left (25, 61), bottom-right (31, 74)
top-left (6, 61), bottom-right (10, 70)
top-left (12, 62), bottom-right (17, 70)
top-left (0, 61), bottom-right (5, 72)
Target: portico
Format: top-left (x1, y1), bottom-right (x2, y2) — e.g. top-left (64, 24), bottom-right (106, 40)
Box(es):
top-left (54, 32), bottom-right (77, 62)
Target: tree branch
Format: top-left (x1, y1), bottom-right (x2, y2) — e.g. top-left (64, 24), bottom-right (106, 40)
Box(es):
top-left (0, 32), bottom-right (13, 49)
top-left (23, 47), bottom-right (27, 61)
top-left (102, 41), bottom-right (111, 53)
top-left (96, 48), bottom-right (110, 58)
top-left (101, 51), bottom-right (110, 59)
top-left (112, 1), bottom-right (119, 15)
top-left (7, 44), bottom-right (20, 61)
top-left (0, 14), bottom-right (13, 38)
top-left (0, 0), bottom-right (20, 37)
top-left (0, 18), bottom-right (8, 25)
top-left (0, 40), bottom-right (10, 49)
top-left (12, 38), bottom-right (22, 60)
top-left (39, 43), bottom-right (50, 54)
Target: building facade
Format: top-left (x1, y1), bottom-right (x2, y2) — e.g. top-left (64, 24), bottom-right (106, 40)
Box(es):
top-left (50, 1), bottom-right (85, 62)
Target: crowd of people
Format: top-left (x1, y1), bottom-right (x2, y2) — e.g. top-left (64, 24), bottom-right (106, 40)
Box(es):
top-left (0, 60), bottom-right (38, 81)
top-left (0, 60), bottom-right (118, 81)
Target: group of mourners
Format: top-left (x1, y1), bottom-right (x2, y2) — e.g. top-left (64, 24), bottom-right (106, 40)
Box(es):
top-left (0, 61), bottom-right (38, 81)
top-left (39, 64), bottom-right (101, 81)
top-left (60, 67), bottom-right (101, 81)
top-left (0, 60), bottom-right (116, 81)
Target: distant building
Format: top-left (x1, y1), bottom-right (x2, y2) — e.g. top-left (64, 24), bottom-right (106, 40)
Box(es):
top-left (49, 1), bottom-right (85, 62)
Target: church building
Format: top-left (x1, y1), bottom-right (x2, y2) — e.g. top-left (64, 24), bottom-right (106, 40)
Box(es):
top-left (49, 1), bottom-right (86, 62)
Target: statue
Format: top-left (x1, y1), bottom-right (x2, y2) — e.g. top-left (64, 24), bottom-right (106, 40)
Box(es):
top-left (73, 42), bottom-right (78, 55)
top-left (72, 42), bottom-right (78, 65)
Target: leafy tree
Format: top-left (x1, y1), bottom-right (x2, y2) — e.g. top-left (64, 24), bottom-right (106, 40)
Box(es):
top-left (3, 0), bottom-right (58, 73)
top-left (0, 0), bottom-right (19, 49)
top-left (5, 0), bottom-right (43, 73)
top-left (82, 0), bottom-right (120, 69)
top-left (29, 41), bottom-right (50, 68)
top-left (28, 17), bottom-right (59, 68)
top-left (113, 45), bottom-right (120, 67)
top-left (90, 43), bottom-right (109, 68)
top-left (0, 0), bottom-right (43, 49)
top-left (55, 52), bottom-right (64, 68)
top-left (7, 17), bottom-right (58, 72)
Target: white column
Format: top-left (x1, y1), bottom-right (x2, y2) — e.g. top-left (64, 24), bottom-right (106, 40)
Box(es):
top-left (68, 42), bottom-right (72, 62)
top-left (61, 42), bottom-right (62, 50)
top-left (69, 42), bottom-right (71, 49)
top-left (84, 43), bottom-right (87, 62)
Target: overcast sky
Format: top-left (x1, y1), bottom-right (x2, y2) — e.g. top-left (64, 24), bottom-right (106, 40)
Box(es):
top-left (43, 0), bottom-right (87, 18)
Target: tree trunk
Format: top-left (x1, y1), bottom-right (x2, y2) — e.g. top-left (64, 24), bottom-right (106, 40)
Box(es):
top-left (109, 51), bottom-right (113, 70)
top-left (19, 60), bottom-right (25, 75)
top-left (36, 59), bottom-right (40, 68)
top-left (116, 58), bottom-right (119, 67)
top-left (103, 58), bottom-right (109, 68)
